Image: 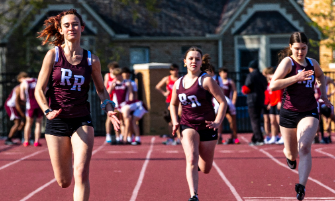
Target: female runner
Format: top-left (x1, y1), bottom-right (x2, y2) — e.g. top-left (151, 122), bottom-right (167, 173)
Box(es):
top-left (270, 32), bottom-right (331, 200)
top-left (34, 9), bottom-right (120, 201)
top-left (170, 47), bottom-right (227, 201)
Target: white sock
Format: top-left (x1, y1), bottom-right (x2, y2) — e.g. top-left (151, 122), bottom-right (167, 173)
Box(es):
top-left (106, 133), bottom-right (111, 141)
top-left (119, 134), bottom-right (123, 140)
top-left (116, 137), bottom-right (120, 141)
top-left (135, 136), bottom-right (140, 142)
top-left (127, 136), bottom-right (132, 142)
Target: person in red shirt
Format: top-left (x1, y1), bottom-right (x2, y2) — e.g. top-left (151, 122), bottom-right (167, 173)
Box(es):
top-left (155, 64), bottom-right (180, 144)
top-left (104, 62), bottom-right (119, 143)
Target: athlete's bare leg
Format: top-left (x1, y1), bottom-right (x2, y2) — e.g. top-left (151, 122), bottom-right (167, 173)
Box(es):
top-left (34, 117), bottom-right (43, 143)
top-left (105, 117), bottom-right (112, 134)
top-left (198, 140), bottom-right (217, 173)
top-left (264, 114), bottom-right (270, 136)
top-left (296, 117), bottom-right (319, 186)
top-left (132, 116), bottom-right (141, 137)
top-left (24, 117), bottom-right (34, 143)
top-left (121, 105), bottom-right (132, 142)
top-left (280, 126), bottom-right (298, 161)
top-left (72, 126), bottom-right (94, 201)
top-left (8, 119), bottom-right (20, 139)
top-left (269, 114), bottom-right (279, 138)
top-left (226, 113), bottom-right (237, 139)
top-left (45, 135), bottom-right (72, 188)
top-left (180, 128), bottom-right (200, 197)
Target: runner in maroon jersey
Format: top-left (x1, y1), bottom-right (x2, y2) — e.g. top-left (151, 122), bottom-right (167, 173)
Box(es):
top-left (104, 61), bottom-right (119, 143)
top-left (170, 47), bottom-right (227, 201)
top-left (20, 76), bottom-right (44, 147)
top-left (270, 32), bottom-right (332, 200)
top-left (34, 9), bottom-right (120, 201)
top-left (109, 68), bottom-right (133, 144)
top-left (4, 72), bottom-right (28, 145)
top-left (120, 100), bottom-right (148, 145)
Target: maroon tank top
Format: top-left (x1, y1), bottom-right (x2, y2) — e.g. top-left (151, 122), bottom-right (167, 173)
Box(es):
top-left (25, 78), bottom-right (39, 109)
top-left (112, 80), bottom-right (130, 109)
top-left (48, 46), bottom-right (92, 118)
top-left (222, 79), bottom-right (233, 99)
top-left (282, 57), bottom-right (317, 112)
top-left (176, 72), bottom-right (215, 130)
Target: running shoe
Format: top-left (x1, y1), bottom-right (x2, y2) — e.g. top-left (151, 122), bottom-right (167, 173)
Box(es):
top-left (34, 142), bottom-right (42, 147)
top-left (106, 134), bottom-right (112, 143)
top-left (5, 139), bottom-right (15, 145)
top-left (295, 183), bottom-right (305, 200)
top-left (162, 138), bottom-right (174, 145)
top-left (265, 136), bottom-right (276, 144)
top-left (234, 138), bottom-right (240, 144)
top-left (249, 142), bottom-right (264, 146)
top-left (188, 195), bottom-right (199, 201)
top-left (275, 137), bottom-right (284, 145)
top-left (131, 141), bottom-right (141, 145)
top-left (223, 138), bottom-right (234, 145)
top-left (286, 158), bottom-right (296, 169)
top-left (23, 141), bottom-right (29, 147)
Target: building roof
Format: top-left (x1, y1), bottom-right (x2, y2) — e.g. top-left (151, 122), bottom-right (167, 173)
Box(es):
top-left (87, 0), bottom-right (230, 37)
top-left (235, 11), bottom-right (299, 35)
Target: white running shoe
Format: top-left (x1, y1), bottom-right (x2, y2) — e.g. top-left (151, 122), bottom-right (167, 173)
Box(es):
top-left (265, 136), bottom-right (276, 144)
top-left (106, 134), bottom-right (112, 143)
top-left (275, 137), bottom-right (284, 145)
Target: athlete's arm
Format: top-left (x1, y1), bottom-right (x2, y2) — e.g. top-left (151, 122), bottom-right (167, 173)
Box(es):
top-left (91, 54), bottom-right (120, 130)
top-left (126, 81), bottom-right (134, 101)
top-left (313, 59), bottom-right (332, 107)
top-left (202, 75), bottom-right (227, 130)
top-left (170, 81), bottom-right (180, 136)
top-left (20, 80), bottom-right (27, 101)
top-left (14, 86), bottom-right (24, 117)
top-left (104, 73), bottom-right (109, 88)
top-left (230, 80), bottom-right (238, 105)
top-left (270, 57), bottom-right (313, 91)
top-left (155, 76), bottom-right (170, 97)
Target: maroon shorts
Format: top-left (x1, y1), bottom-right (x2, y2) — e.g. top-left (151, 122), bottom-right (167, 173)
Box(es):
top-left (5, 105), bottom-right (20, 120)
top-left (26, 107), bottom-right (43, 118)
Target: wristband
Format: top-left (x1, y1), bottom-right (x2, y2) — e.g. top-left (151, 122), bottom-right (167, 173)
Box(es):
top-left (44, 109), bottom-right (53, 116)
top-left (101, 99), bottom-right (115, 112)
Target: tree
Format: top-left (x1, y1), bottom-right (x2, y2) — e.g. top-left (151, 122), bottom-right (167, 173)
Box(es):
top-left (307, 0), bottom-right (335, 63)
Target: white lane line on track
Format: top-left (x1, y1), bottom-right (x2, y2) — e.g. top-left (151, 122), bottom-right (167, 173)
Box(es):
top-left (315, 148), bottom-right (335, 160)
top-left (19, 142), bottom-right (106, 201)
top-left (241, 136), bottom-right (335, 194)
top-left (130, 137), bottom-right (155, 201)
top-left (0, 149), bottom-right (47, 171)
top-left (213, 161), bottom-right (243, 201)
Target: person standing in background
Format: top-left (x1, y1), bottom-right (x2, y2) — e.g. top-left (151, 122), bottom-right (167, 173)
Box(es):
top-left (155, 64), bottom-right (180, 145)
top-left (104, 61), bottom-right (119, 143)
top-left (20, 76), bottom-right (43, 147)
top-left (242, 60), bottom-right (268, 146)
top-left (4, 72), bottom-right (28, 145)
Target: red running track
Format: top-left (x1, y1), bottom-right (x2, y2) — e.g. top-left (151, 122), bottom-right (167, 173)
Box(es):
top-left (1, 134), bottom-right (335, 201)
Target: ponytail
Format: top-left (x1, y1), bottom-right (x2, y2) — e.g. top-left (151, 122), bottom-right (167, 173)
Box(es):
top-left (37, 9), bottom-right (85, 46)
top-left (278, 47), bottom-right (292, 64)
top-left (201, 54), bottom-right (213, 72)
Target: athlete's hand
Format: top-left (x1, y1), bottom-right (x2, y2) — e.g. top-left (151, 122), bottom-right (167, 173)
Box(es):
top-left (267, 104), bottom-right (271, 110)
top-left (108, 111), bottom-right (121, 131)
top-left (46, 109), bottom-right (62, 120)
top-left (163, 90), bottom-right (170, 97)
top-left (205, 120), bottom-right (220, 131)
top-left (295, 69), bottom-right (314, 82)
top-left (172, 123), bottom-right (179, 136)
top-left (320, 96), bottom-right (333, 108)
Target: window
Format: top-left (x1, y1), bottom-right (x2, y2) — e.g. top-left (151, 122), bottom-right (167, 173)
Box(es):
top-left (130, 47), bottom-right (150, 68)
top-left (270, 49), bottom-right (282, 67)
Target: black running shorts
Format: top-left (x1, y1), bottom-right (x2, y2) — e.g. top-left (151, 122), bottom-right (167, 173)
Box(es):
top-left (262, 105), bottom-right (269, 115)
top-left (320, 105), bottom-right (332, 118)
top-left (279, 108), bottom-right (319, 128)
top-left (269, 105), bottom-right (280, 115)
top-left (45, 115), bottom-right (94, 137)
top-left (180, 125), bottom-right (218, 141)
